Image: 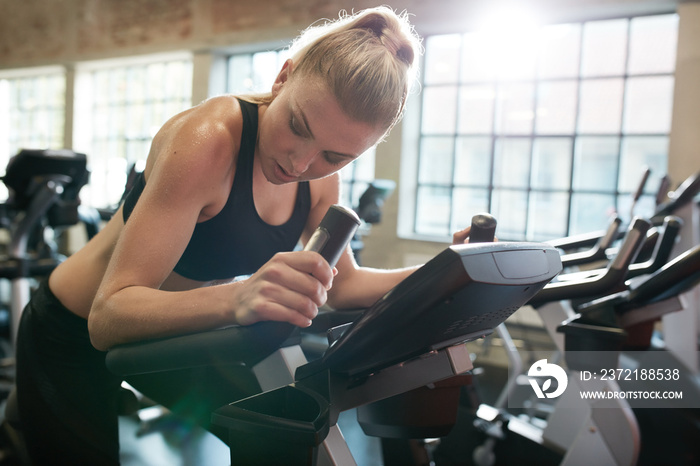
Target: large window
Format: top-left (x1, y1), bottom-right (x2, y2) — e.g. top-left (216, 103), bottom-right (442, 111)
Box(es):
top-left (411, 14), bottom-right (678, 241)
top-left (73, 54), bottom-right (192, 208)
top-left (0, 68), bottom-right (66, 179)
top-left (227, 49), bottom-right (376, 209)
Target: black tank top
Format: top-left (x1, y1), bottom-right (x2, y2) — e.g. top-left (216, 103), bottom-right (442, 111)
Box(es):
top-left (122, 98), bottom-right (311, 281)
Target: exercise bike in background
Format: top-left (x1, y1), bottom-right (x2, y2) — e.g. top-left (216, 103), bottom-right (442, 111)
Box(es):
top-left (350, 179), bottom-right (395, 266)
top-left (0, 149), bottom-right (89, 391)
top-left (453, 167), bottom-right (700, 466)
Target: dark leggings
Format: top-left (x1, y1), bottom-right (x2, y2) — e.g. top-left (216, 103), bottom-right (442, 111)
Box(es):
top-left (15, 279), bottom-right (259, 465)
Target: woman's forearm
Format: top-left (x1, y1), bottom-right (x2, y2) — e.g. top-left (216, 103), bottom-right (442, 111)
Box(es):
top-left (327, 265), bottom-right (419, 310)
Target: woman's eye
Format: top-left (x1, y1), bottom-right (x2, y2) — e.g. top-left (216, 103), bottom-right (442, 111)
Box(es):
top-left (324, 153), bottom-right (345, 166)
top-left (289, 115), bottom-right (303, 136)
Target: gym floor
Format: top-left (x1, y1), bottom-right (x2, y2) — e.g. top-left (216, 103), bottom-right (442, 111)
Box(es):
top-left (119, 408), bottom-right (382, 466)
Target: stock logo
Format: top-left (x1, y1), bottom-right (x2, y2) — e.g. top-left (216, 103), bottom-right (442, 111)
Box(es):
top-left (527, 359), bottom-right (568, 399)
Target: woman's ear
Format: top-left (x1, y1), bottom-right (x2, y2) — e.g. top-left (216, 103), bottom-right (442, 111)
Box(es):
top-left (271, 59), bottom-right (294, 97)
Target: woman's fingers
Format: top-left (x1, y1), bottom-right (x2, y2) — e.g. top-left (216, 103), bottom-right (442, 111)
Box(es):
top-left (452, 226), bottom-right (471, 244)
top-left (237, 251), bottom-right (334, 327)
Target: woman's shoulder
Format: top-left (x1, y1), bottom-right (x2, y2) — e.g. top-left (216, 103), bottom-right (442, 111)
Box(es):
top-left (142, 96), bottom-right (243, 207)
top-left (188, 95), bottom-right (244, 136)
top-left (151, 96), bottom-right (243, 167)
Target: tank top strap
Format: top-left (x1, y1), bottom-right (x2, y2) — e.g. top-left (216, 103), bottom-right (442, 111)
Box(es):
top-left (236, 98), bottom-right (258, 177)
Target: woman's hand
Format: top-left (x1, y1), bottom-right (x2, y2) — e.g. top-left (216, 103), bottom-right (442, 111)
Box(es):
top-left (452, 225), bottom-right (498, 244)
top-left (232, 251), bottom-right (335, 328)
top-left (452, 226), bottom-right (472, 245)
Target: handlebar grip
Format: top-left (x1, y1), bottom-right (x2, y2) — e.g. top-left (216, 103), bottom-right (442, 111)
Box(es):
top-left (470, 213), bottom-right (497, 243)
top-left (632, 166), bottom-right (651, 202)
top-left (609, 217), bottom-right (651, 271)
top-left (304, 205), bottom-right (360, 268)
top-left (655, 175), bottom-right (671, 205)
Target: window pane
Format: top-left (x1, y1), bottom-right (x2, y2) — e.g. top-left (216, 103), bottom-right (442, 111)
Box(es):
top-left (493, 138), bottom-right (531, 188)
top-left (126, 103), bottom-right (145, 139)
top-left (228, 55), bottom-right (254, 94)
top-left (126, 139), bottom-right (149, 168)
top-left (577, 78), bottom-right (623, 134)
top-left (618, 136), bottom-right (669, 194)
top-left (418, 136), bottom-right (453, 185)
top-left (75, 59), bottom-right (192, 207)
top-left (628, 14), bottom-right (678, 75)
top-left (570, 193), bottom-right (617, 234)
top-left (573, 137), bottom-right (620, 191)
top-left (0, 73), bottom-right (65, 184)
top-left (340, 150), bottom-right (377, 209)
top-left (623, 76), bottom-right (674, 134)
top-left (127, 67), bottom-right (146, 104)
top-left (461, 31), bottom-right (497, 82)
top-left (170, 61), bottom-right (192, 98)
top-left (251, 51), bottom-right (280, 93)
top-left (229, 50), bottom-right (289, 95)
top-left (339, 186), bottom-right (352, 209)
top-left (528, 191), bottom-right (570, 240)
top-left (351, 148), bottom-right (376, 182)
top-left (412, 13), bottom-right (675, 241)
top-left (495, 83), bottom-right (534, 135)
top-left (618, 194), bottom-right (657, 224)
top-left (462, 28), bottom-right (537, 82)
top-left (535, 80), bottom-right (578, 134)
top-left (454, 137), bottom-right (492, 186)
top-left (538, 23), bottom-right (582, 79)
top-left (491, 189), bottom-right (527, 239)
top-left (340, 161), bottom-right (358, 207)
top-left (424, 34), bottom-right (461, 84)
top-left (496, 32), bottom-right (538, 82)
top-left (458, 85), bottom-right (495, 134)
top-left (531, 138), bottom-right (572, 190)
top-left (581, 19), bottom-right (628, 77)
top-left (452, 187), bottom-right (489, 231)
top-left (421, 86), bottom-right (458, 135)
top-left (415, 186), bottom-right (451, 236)
top-left (339, 164), bottom-right (353, 183)
top-left (147, 64), bottom-right (166, 101)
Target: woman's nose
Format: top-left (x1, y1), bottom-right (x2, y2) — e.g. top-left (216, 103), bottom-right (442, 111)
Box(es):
top-left (289, 150), bottom-right (318, 176)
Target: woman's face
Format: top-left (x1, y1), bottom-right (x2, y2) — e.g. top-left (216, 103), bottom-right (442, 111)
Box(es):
top-left (257, 61), bottom-right (385, 185)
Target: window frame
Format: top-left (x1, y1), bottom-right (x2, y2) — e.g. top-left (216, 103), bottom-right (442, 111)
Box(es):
top-left (0, 65), bottom-right (67, 167)
top-left (72, 51), bottom-right (194, 208)
top-left (401, 13), bottom-right (678, 242)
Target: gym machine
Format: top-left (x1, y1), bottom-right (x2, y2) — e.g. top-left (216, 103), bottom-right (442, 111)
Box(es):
top-left (0, 149), bottom-right (89, 344)
top-left (106, 212), bottom-right (562, 465)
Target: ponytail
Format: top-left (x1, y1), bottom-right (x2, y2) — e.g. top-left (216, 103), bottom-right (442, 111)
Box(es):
top-left (289, 7), bottom-right (422, 137)
top-left (342, 9), bottom-right (416, 67)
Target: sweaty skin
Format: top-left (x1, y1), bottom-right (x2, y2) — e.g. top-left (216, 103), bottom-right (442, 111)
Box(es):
top-left (50, 69), bottom-right (415, 351)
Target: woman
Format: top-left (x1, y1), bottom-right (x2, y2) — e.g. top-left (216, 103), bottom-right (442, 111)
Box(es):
top-left (13, 6), bottom-right (459, 464)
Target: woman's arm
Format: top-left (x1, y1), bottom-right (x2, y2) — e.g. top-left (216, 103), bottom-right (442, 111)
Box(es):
top-left (88, 98), bottom-right (333, 350)
top-left (328, 255), bottom-right (419, 309)
top-left (303, 174), bottom-right (418, 310)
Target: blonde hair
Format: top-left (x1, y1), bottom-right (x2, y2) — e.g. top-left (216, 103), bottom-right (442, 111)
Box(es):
top-left (245, 7), bottom-right (422, 137)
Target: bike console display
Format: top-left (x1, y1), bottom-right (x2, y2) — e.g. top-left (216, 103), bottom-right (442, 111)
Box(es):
top-left (301, 241), bottom-right (563, 378)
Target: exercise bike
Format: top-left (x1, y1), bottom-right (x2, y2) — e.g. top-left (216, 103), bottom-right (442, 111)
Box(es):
top-left (0, 148), bottom-right (89, 345)
top-left (105, 212), bottom-right (563, 465)
top-left (0, 148), bottom-right (89, 464)
top-left (469, 215), bottom-right (700, 465)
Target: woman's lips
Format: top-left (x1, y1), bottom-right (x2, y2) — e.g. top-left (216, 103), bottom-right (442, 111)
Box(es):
top-left (274, 163), bottom-right (297, 183)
